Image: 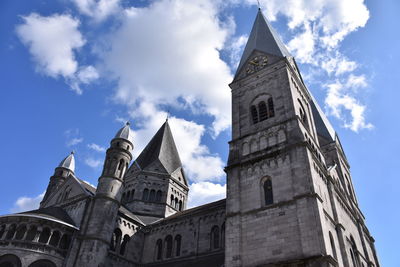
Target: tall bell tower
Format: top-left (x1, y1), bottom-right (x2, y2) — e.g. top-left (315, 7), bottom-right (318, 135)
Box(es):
top-left (226, 9), bottom-right (339, 267)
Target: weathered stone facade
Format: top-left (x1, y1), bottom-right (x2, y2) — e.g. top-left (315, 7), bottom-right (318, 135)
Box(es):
top-left (0, 9), bottom-right (379, 267)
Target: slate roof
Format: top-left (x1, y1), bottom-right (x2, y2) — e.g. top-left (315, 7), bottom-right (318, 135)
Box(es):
top-left (309, 94), bottom-right (336, 143)
top-left (58, 152), bottom-right (75, 172)
top-left (135, 120), bottom-right (182, 175)
top-left (235, 9), bottom-right (292, 78)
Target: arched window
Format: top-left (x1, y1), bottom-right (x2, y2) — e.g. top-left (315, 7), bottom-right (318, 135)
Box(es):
top-left (268, 97), bottom-right (274, 117)
top-left (49, 231), bottom-right (61, 247)
top-left (0, 254), bottom-right (22, 267)
top-left (142, 189), bottom-right (149, 201)
top-left (5, 224), bottom-right (16, 240)
top-left (15, 225), bottom-right (27, 240)
top-left (165, 235), bottom-right (173, 258)
top-left (298, 100), bottom-right (308, 128)
top-left (131, 190), bottom-right (135, 200)
top-left (174, 235), bottom-right (182, 257)
top-left (59, 234), bottom-right (71, 250)
top-left (120, 235), bottom-right (130, 255)
top-left (329, 231), bottom-right (337, 260)
top-left (210, 225), bottom-right (220, 250)
top-left (149, 190), bottom-right (156, 202)
top-left (170, 194), bottom-right (174, 206)
top-left (350, 236), bottom-right (360, 267)
top-left (250, 105), bottom-right (259, 124)
top-left (156, 190), bottom-right (162, 202)
top-left (38, 227), bottom-right (51, 243)
top-left (155, 239), bottom-right (163, 260)
top-left (178, 200), bottom-right (183, 211)
top-left (25, 225), bottom-right (37, 241)
top-left (221, 223), bottom-right (225, 248)
top-left (258, 101), bottom-right (268, 121)
top-left (28, 259), bottom-right (56, 267)
top-left (0, 225), bottom-right (5, 240)
top-left (110, 229), bottom-right (122, 252)
top-left (174, 197), bottom-right (179, 209)
top-left (263, 179), bottom-right (273, 205)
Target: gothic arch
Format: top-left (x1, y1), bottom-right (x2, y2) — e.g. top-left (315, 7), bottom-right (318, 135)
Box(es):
top-left (210, 225), bottom-right (220, 250)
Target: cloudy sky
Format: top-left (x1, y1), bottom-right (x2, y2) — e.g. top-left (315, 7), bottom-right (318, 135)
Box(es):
top-left (0, 0), bottom-right (398, 265)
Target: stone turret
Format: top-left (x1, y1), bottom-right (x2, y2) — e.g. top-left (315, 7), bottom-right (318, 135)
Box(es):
top-left (40, 152), bottom-right (75, 207)
top-left (73, 122), bottom-right (133, 267)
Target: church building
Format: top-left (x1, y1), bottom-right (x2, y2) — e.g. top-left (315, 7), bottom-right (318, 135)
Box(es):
top-left (0, 9), bottom-right (379, 267)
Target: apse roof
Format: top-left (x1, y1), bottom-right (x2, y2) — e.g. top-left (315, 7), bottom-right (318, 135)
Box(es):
top-left (135, 120), bottom-right (182, 175)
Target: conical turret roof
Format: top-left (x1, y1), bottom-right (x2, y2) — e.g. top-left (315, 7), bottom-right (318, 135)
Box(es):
top-left (58, 152), bottom-right (75, 172)
top-left (115, 122), bottom-right (134, 143)
top-left (135, 120), bottom-right (182, 174)
top-left (235, 9), bottom-right (291, 77)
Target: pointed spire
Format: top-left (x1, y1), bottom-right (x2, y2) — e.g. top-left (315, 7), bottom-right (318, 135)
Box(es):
top-left (235, 9), bottom-right (291, 77)
top-left (114, 121), bottom-right (134, 143)
top-left (135, 120), bottom-right (182, 174)
top-left (58, 152), bottom-right (75, 172)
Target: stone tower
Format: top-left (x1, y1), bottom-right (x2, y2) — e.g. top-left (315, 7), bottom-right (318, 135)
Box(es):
top-left (72, 122), bottom-right (134, 267)
top-left (40, 152), bottom-right (75, 207)
top-left (225, 9), bottom-right (379, 267)
top-left (123, 120), bottom-right (189, 218)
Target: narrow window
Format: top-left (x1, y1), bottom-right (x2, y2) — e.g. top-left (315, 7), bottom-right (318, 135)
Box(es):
top-left (120, 235), bottom-right (130, 255)
top-left (25, 225), bottom-right (37, 241)
top-left (264, 179), bottom-right (273, 205)
top-left (38, 227), bottom-right (51, 243)
top-left (170, 194), bottom-right (174, 206)
top-left (15, 224), bottom-right (27, 240)
top-left (210, 225), bottom-right (220, 249)
top-left (156, 190), bottom-right (162, 202)
top-left (49, 231), bottom-right (61, 247)
top-left (131, 189), bottom-right (135, 200)
top-left (156, 239), bottom-right (163, 260)
top-left (258, 101), bottom-right (268, 121)
top-left (268, 97), bottom-right (274, 117)
top-left (142, 188), bottom-right (149, 201)
top-left (165, 235), bottom-right (173, 258)
top-left (174, 197), bottom-right (179, 209)
top-left (178, 200), bottom-right (183, 211)
top-left (251, 105), bottom-right (259, 124)
top-left (59, 234), bottom-right (71, 250)
top-left (221, 223), bottom-right (225, 248)
top-left (149, 189), bottom-right (156, 202)
top-left (329, 231), bottom-right (337, 260)
top-left (175, 235), bottom-right (182, 257)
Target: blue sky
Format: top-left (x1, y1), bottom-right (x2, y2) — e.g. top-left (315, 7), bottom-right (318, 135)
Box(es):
top-left (0, 0), bottom-right (398, 265)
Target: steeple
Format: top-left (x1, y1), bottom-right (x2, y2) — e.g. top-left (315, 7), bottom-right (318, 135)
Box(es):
top-left (135, 120), bottom-right (182, 175)
top-left (235, 9), bottom-right (291, 78)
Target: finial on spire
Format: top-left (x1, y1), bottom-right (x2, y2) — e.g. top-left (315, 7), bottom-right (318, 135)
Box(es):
top-left (70, 151), bottom-right (75, 155)
top-left (126, 121), bottom-right (130, 126)
top-left (166, 109), bottom-right (170, 121)
top-left (257, 0), bottom-right (261, 9)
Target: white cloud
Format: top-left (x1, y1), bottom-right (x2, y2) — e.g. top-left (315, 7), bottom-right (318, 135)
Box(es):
top-left (188, 182), bottom-right (226, 208)
top-left (128, 102), bottom-right (225, 182)
top-left (287, 23), bottom-right (316, 64)
top-left (11, 192), bottom-right (44, 213)
top-left (325, 81), bottom-right (373, 132)
top-left (16, 13), bottom-right (98, 94)
top-left (84, 157), bottom-right (103, 168)
top-left (72, 0), bottom-right (120, 22)
top-left (67, 137), bottom-right (84, 147)
top-left (102, 0), bottom-right (233, 136)
top-left (226, 34), bottom-right (248, 68)
top-left (87, 143), bottom-right (106, 152)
